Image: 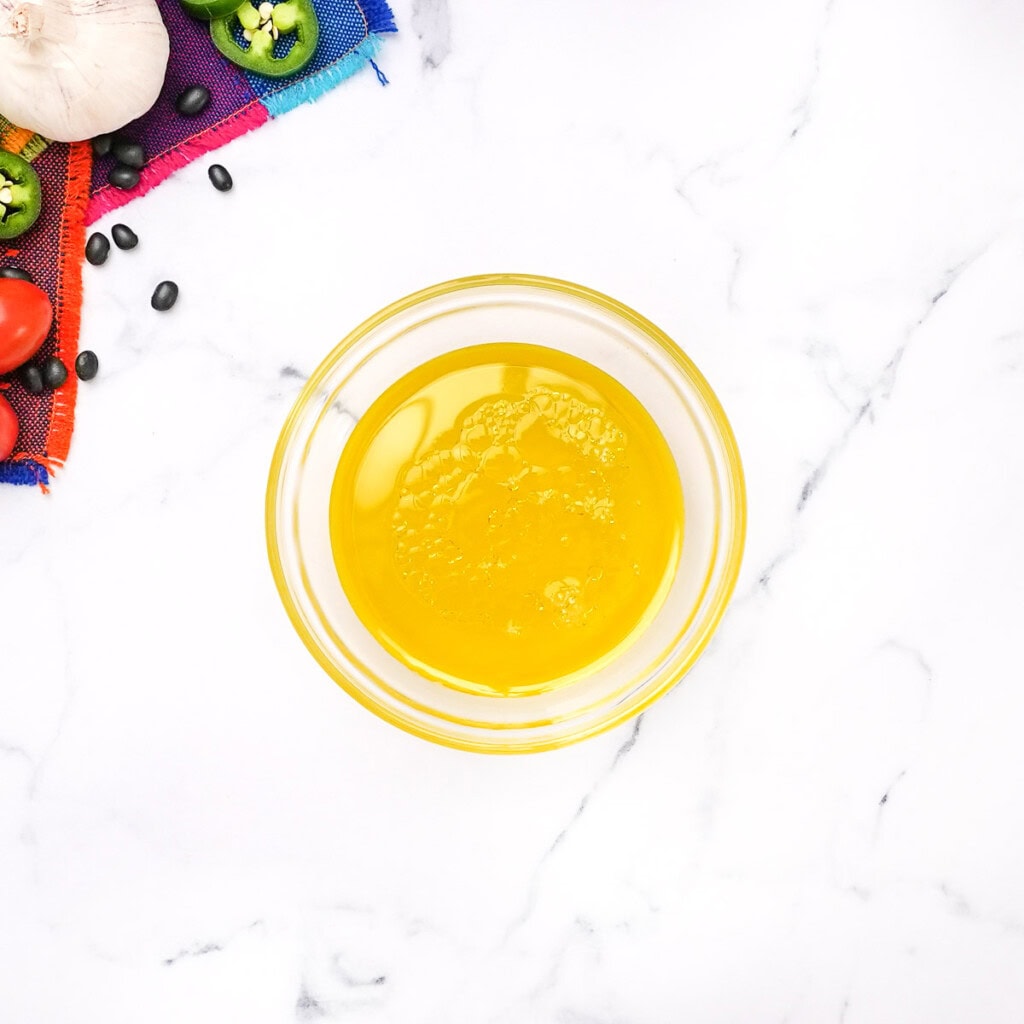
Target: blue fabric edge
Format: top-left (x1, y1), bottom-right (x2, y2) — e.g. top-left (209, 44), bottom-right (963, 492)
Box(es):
top-left (262, 34), bottom-right (386, 117)
top-left (361, 0), bottom-right (397, 34)
top-left (262, 0), bottom-right (396, 117)
top-left (0, 460), bottom-right (49, 487)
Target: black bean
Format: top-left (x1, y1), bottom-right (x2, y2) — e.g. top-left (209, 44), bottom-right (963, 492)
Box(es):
top-left (151, 280), bottom-right (179, 311)
top-left (111, 224), bottom-right (138, 250)
top-left (208, 164), bottom-right (233, 192)
top-left (85, 232), bottom-right (110, 266)
top-left (92, 133), bottom-right (113, 158)
top-left (112, 138), bottom-right (145, 169)
top-left (19, 364), bottom-right (44, 394)
top-left (176, 85), bottom-right (211, 117)
top-left (0, 266), bottom-right (32, 281)
top-left (108, 164), bottom-right (140, 190)
top-left (75, 350), bottom-right (99, 381)
top-left (41, 356), bottom-right (67, 390)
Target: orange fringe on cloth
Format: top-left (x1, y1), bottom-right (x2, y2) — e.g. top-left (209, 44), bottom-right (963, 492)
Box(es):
top-left (46, 141), bottom-right (91, 470)
top-left (1, 117), bottom-right (91, 489)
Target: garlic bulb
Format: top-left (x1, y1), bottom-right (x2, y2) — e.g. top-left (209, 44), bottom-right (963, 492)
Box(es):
top-left (0, 0), bottom-right (170, 143)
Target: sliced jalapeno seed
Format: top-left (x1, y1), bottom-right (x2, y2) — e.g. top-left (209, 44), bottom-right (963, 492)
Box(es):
top-left (41, 356), bottom-right (67, 390)
top-left (152, 281), bottom-right (179, 311)
top-left (111, 224), bottom-right (139, 250)
top-left (86, 232), bottom-right (111, 266)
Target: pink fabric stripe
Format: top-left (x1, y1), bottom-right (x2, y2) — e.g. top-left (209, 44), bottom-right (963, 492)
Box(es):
top-left (86, 103), bottom-right (270, 225)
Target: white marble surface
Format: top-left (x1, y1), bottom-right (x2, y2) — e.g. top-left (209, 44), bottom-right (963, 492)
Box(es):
top-left (4, 0), bottom-right (1024, 1019)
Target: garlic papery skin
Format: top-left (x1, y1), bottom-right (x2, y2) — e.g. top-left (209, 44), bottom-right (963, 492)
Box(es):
top-left (0, 0), bottom-right (170, 143)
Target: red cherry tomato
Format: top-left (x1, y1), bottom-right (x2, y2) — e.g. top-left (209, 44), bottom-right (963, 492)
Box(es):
top-left (0, 393), bottom-right (18, 461)
top-left (0, 279), bottom-right (53, 375)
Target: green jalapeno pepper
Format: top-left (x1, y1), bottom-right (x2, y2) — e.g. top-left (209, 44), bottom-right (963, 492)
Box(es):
top-left (180, 0), bottom-right (246, 20)
top-left (210, 0), bottom-right (320, 79)
top-left (0, 150), bottom-right (42, 241)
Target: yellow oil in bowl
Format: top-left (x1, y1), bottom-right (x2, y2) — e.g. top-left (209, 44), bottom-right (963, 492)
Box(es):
top-left (268, 275), bottom-right (745, 751)
top-left (329, 342), bottom-right (683, 697)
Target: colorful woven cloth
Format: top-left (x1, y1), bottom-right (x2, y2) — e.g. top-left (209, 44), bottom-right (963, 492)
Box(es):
top-left (1, 0), bottom-right (394, 488)
top-left (88, 0), bottom-right (395, 222)
top-left (0, 127), bottom-right (90, 489)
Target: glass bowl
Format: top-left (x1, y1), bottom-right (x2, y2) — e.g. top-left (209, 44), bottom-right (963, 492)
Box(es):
top-left (266, 274), bottom-right (746, 753)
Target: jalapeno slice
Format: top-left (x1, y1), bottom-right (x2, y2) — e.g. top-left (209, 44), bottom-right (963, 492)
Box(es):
top-left (0, 150), bottom-right (42, 241)
top-left (210, 0), bottom-right (320, 79)
top-left (180, 0), bottom-right (246, 20)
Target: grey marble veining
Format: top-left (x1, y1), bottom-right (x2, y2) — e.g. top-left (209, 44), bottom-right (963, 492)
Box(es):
top-left (3, 0), bottom-right (1024, 1020)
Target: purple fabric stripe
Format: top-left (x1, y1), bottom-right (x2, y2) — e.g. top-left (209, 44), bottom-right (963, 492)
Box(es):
top-left (91, 0), bottom-right (258, 197)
